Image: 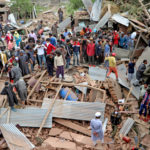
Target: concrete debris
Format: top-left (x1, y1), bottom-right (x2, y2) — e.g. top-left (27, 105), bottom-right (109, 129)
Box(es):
top-left (49, 128), bottom-right (63, 136)
top-left (43, 137), bottom-right (77, 150)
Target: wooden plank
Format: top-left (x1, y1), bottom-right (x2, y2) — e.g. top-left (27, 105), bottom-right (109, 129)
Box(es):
top-left (130, 21), bottom-right (148, 32)
top-left (64, 89), bottom-right (71, 101)
top-left (27, 70), bottom-right (46, 101)
top-left (36, 84), bottom-right (63, 137)
top-left (50, 82), bottom-right (105, 95)
top-left (6, 107), bottom-right (10, 124)
top-left (54, 118), bottom-right (91, 136)
top-left (132, 33), bottom-right (141, 58)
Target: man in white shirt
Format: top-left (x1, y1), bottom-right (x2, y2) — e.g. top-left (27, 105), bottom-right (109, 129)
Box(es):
top-left (130, 31), bottom-right (137, 49)
top-left (35, 40), bottom-right (47, 69)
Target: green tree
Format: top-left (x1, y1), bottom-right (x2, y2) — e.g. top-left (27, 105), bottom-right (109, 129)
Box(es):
top-left (10, 0), bottom-right (33, 19)
top-left (66, 0), bottom-right (96, 14)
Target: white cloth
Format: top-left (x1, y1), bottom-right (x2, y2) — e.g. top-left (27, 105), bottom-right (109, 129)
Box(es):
top-left (90, 118), bottom-right (104, 143)
top-left (140, 85), bottom-right (147, 97)
top-left (54, 55), bottom-right (64, 68)
top-left (131, 32), bottom-right (137, 39)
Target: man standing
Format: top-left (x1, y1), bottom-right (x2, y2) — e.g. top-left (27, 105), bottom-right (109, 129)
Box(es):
top-left (35, 40), bottom-right (47, 70)
top-left (73, 39), bottom-right (80, 66)
top-left (90, 112), bottom-right (104, 146)
top-left (95, 40), bottom-right (102, 65)
top-left (126, 59), bottom-right (135, 83)
top-left (1, 82), bottom-right (18, 112)
top-left (28, 30), bottom-right (37, 43)
top-left (58, 8), bottom-right (63, 23)
top-left (45, 38), bottom-right (56, 55)
top-left (134, 59), bottom-right (147, 86)
top-left (139, 87), bottom-right (150, 119)
top-left (18, 50), bottom-right (29, 76)
top-left (87, 38), bottom-right (95, 66)
top-left (49, 33), bottom-right (57, 47)
top-left (65, 39), bottom-right (72, 69)
top-left (51, 22), bottom-right (58, 37)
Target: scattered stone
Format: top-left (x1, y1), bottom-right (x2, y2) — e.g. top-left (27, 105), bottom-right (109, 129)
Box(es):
top-left (49, 128), bottom-right (63, 136)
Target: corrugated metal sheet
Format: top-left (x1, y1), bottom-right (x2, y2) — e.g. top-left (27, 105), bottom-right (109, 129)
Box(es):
top-left (0, 108), bottom-right (52, 128)
top-left (57, 17), bottom-right (71, 33)
top-left (120, 118), bottom-right (135, 136)
top-left (95, 11), bottom-right (111, 30)
top-left (117, 64), bottom-right (140, 99)
top-left (89, 67), bottom-right (107, 81)
top-left (82, 0), bottom-right (93, 15)
top-left (42, 98), bottom-right (106, 121)
top-left (112, 14), bottom-right (129, 27)
top-left (90, 0), bottom-right (102, 21)
top-left (89, 65), bottom-right (140, 99)
top-left (0, 123), bottom-right (35, 150)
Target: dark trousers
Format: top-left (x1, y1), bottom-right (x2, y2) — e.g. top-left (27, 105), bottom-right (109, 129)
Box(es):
top-left (47, 64), bottom-right (53, 76)
top-left (96, 55), bottom-right (102, 64)
top-left (56, 66), bottom-right (64, 78)
top-left (139, 104), bottom-right (150, 117)
top-left (88, 56), bottom-right (94, 65)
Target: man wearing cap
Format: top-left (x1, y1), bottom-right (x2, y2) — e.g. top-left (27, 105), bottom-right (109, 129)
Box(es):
top-left (90, 112), bottom-right (104, 146)
top-left (110, 108), bottom-right (121, 138)
top-left (1, 82), bottom-right (18, 112)
top-left (105, 53), bottom-right (118, 81)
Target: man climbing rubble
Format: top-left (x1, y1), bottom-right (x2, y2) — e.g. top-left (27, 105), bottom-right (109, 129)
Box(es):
top-left (14, 77), bottom-right (27, 108)
top-left (90, 112), bottom-right (104, 146)
top-left (110, 108), bottom-right (122, 139)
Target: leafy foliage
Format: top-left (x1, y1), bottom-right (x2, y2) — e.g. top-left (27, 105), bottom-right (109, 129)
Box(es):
top-left (10, 0), bottom-right (33, 19)
top-left (66, 0), bottom-right (96, 14)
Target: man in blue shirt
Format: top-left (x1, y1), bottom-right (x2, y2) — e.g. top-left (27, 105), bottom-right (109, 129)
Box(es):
top-left (49, 33), bottom-right (57, 47)
top-left (126, 59), bottom-right (135, 82)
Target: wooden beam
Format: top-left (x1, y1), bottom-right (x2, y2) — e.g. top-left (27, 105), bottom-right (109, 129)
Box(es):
top-left (138, 0), bottom-right (150, 20)
top-left (54, 118), bottom-right (91, 136)
top-left (0, 107), bottom-right (9, 119)
top-left (64, 89), bottom-right (71, 100)
top-left (36, 84), bottom-right (63, 137)
top-left (7, 107), bottom-right (10, 124)
top-left (132, 33), bottom-right (142, 58)
top-left (27, 70), bottom-right (46, 101)
top-left (49, 81), bottom-right (106, 101)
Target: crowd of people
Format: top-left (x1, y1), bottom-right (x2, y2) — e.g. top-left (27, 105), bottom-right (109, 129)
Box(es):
top-left (0, 10), bottom-right (150, 146)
